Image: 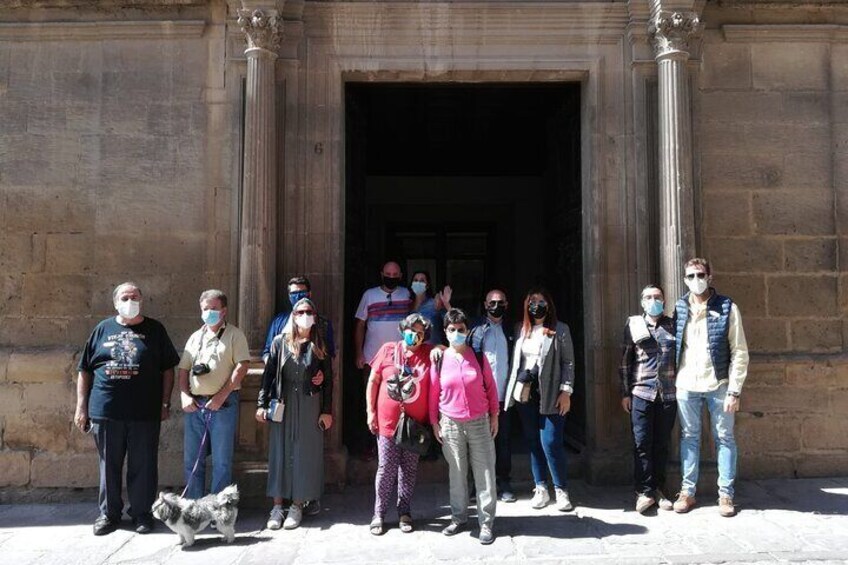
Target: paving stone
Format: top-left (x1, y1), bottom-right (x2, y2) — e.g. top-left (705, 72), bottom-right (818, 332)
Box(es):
top-left (0, 480), bottom-right (845, 563)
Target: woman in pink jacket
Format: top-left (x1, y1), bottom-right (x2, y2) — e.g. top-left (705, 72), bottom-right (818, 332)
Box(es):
top-left (430, 308), bottom-right (500, 545)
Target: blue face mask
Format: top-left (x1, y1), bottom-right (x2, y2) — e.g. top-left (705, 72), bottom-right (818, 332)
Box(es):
top-left (448, 330), bottom-right (467, 347)
top-left (202, 309), bottom-right (221, 326)
top-left (289, 290), bottom-right (309, 306)
top-left (643, 299), bottom-right (664, 317)
top-left (403, 330), bottom-right (422, 347)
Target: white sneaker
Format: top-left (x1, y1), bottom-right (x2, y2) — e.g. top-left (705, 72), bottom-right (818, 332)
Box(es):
top-left (555, 488), bottom-right (574, 512)
top-left (531, 485), bottom-right (550, 509)
top-left (283, 504), bottom-right (303, 530)
top-left (266, 505), bottom-right (284, 530)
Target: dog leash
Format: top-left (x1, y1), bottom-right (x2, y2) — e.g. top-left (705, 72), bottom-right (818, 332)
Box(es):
top-left (181, 408), bottom-right (213, 498)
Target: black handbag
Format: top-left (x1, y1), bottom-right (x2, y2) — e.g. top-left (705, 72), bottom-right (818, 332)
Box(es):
top-left (394, 408), bottom-right (432, 455)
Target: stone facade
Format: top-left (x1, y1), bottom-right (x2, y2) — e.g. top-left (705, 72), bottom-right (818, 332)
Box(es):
top-left (0, 0), bottom-right (846, 495)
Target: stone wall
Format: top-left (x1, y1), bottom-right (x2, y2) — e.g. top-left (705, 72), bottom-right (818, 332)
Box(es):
top-left (697, 3), bottom-right (848, 477)
top-left (1, 0), bottom-right (847, 495)
top-left (0, 1), bottom-right (240, 492)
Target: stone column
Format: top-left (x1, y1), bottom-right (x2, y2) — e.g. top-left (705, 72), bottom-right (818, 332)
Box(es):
top-left (237, 8), bottom-right (281, 348)
top-left (650, 10), bottom-right (701, 301)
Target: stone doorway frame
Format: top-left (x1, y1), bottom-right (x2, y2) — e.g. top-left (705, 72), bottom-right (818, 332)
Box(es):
top-left (306, 59), bottom-right (623, 484)
top-left (264, 4), bottom-right (645, 486)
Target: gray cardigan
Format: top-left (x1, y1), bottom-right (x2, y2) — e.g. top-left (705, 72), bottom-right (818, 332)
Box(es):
top-left (504, 321), bottom-right (575, 415)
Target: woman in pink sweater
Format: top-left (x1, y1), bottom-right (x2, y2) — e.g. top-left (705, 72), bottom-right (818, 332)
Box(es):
top-left (430, 308), bottom-right (500, 545)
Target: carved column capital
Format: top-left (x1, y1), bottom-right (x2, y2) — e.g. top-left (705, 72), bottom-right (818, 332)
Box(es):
top-left (649, 10), bottom-right (702, 59)
top-left (237, 8), bottom-right (282, 55)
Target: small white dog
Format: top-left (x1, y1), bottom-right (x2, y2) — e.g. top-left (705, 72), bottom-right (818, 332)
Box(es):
top-left (152, 484), bottom-right (239, 547)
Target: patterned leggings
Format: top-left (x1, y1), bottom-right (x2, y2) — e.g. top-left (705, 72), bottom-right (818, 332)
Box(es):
top-left (374, 434), bottom-right (420, 519)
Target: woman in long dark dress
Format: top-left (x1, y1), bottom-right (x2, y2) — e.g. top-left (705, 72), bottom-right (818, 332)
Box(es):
top-left (257, 297), bottom-right (333, 530)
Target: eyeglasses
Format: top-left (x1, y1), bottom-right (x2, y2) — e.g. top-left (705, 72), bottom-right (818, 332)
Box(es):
top-left (684, 273), bottom-right (708, 280)
top-left (294, 310), bottom-right (314, 316)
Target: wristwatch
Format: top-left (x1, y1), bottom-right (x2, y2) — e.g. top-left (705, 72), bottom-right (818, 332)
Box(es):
top-left (727, 391), bottom-right (740, 398)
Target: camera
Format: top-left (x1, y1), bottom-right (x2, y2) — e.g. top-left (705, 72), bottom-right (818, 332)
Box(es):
top-left (191, 363), bottom-right (211, 376)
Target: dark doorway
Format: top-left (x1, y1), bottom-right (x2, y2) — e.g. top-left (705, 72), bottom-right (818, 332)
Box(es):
top-left (343, 83), bottom-right (584, 456)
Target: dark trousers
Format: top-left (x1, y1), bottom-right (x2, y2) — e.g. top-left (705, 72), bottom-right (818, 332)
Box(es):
top-left (630, 396), bottom-right (677, 495)
top-left (494, 403), bottom-right (512, 488)
top-left (349, 366), bottom-right (375, 456)
top-left (93, 419), bottom-right (161, 521)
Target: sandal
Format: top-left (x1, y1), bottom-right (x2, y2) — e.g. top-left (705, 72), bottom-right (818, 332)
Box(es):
top-left (399, 514), bottom-right (413, 533)
top-left (369, 517), bottom-right (385, 536)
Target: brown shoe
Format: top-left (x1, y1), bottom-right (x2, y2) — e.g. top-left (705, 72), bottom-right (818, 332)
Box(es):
top-left (718, 496), bottom-right (736, 517)
top-left (635, 494), bottom-right (656, 514)
top-left (673, 493), bottom-right (696, 513)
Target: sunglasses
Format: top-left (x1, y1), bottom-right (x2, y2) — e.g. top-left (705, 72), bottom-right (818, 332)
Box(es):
top-left (386, 293), bottom-right (393, 306)
top-left (684, 273), bottom-right (708, 280)
top-left (294, 310), bottom-right (314, 316)
top-left (487, 300), bottom-right (506, 306)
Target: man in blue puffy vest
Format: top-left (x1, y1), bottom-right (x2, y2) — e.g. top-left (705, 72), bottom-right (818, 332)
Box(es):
top-left (672, 258), bottom-right (749, 517)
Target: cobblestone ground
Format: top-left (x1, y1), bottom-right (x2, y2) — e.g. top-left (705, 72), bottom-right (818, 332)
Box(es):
top-left (1, 478), bottom-right (847, 564)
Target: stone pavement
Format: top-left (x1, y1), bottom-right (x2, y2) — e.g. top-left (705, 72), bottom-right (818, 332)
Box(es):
top-left (1, 477), bottom-right (847, 565)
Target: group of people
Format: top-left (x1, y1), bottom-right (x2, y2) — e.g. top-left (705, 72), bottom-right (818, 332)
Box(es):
top-left (75, 284), bottom-right (253, 535)
top-left (619, 257), bottom-right (749, 518)
top-left (250, 263), bottom-right (576, 545)
top-left (73, 255), bottom-right (748, 545)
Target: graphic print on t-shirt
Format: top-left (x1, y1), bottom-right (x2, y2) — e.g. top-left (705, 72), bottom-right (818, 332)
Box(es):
top-left (393, 345), bottom-right (426, 405)
top-left (103, 330), bottom-right (144, 379)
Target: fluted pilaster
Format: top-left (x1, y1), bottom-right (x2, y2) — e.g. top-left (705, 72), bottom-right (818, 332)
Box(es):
top-left (237, 8), bottom-right (281, 348)
top-left (650, 10), bottom-right (701, 302)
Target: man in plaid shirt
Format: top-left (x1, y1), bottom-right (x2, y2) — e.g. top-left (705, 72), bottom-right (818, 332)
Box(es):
top-left (619, 284), bottom-right (677, 514)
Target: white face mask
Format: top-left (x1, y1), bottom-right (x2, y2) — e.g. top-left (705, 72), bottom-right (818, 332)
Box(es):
top-left (411, 281), bottom-right (427, 295)
top-left (685, 276), bottom-right (709, 296)
top-left (295, 314), bottom-right (315, 330)
top-left (116, 299), bottom-right (140, 319)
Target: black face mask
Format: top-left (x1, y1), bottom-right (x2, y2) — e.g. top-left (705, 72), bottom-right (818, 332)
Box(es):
top-left (528, 301), bottom-right (548, 320)
top-left (382, 276), bottom-right (401, 290)
top-left (486, 304), bottom-right (506, 319)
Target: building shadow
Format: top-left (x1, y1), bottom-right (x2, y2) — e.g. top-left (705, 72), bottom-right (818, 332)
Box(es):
top-left (413, 514), bottom-right (647, 539)
top-left (733, 477), bottom-right (848, 516)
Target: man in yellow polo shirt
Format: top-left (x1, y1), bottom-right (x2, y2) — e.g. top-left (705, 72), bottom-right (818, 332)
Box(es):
top-left (178, 289), bottom-right (250, 499)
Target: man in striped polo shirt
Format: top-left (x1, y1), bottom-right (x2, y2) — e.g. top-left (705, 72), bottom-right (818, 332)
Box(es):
top-left (353, 261), bottom-right (412, 456)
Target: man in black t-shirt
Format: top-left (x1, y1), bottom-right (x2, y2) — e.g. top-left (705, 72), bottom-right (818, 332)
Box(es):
top-left (75, 282), bottom-right (180, 536)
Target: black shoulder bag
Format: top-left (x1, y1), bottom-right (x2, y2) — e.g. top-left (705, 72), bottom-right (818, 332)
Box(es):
top-left (393, 344), bottom-right (433, 455)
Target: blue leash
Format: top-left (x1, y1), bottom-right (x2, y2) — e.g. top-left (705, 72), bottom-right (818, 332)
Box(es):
top-left (181, 408), bottom-right (213, 498)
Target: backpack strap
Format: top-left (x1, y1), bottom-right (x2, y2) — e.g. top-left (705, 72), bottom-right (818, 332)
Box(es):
top-left (628, 315), bottom-right (651, 343)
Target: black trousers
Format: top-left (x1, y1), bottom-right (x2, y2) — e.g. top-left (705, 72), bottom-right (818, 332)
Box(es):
top-left (494, 403), bottom-right (512, 488)
top-left (93, 419), bottom-right (161, 521)
top-left (630, 396), bottom-right (677, 495)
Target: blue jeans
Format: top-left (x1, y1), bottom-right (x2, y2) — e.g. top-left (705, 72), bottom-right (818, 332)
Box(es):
top-left (677, 384), bottom-right (737, 498)
top-left (515, 398), bottom-right (568, 489)
top-left (183, 391), bottom-right (239, 499)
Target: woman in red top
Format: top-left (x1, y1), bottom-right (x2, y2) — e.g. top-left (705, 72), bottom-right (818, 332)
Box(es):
top-left (365, 313), bottom-right (433, 536)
